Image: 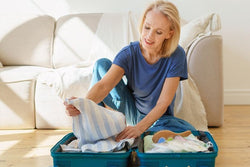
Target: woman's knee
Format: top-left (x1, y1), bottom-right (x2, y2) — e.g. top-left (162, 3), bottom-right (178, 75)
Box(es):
top-left (92, 58), bottom-right (112, 79)
top-left (94, 58), bottom-right (112, 71)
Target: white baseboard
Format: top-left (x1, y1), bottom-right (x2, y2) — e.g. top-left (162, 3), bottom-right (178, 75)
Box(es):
top-left (224, 89), bottom-right (250, 105)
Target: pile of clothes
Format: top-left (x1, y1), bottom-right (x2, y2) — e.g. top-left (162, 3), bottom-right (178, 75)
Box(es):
top-left (144, 130), bottom-right (213, 153)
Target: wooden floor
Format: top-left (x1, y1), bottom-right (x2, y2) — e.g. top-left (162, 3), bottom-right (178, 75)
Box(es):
top-left (0, 105), bottom-right (250, 167)
top-left (209, 105), bottom-right (250, 167)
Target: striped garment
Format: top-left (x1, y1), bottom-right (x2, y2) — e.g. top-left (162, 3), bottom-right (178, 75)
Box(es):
top-left (65, 98), bottom-right (134, 152)
top-left (81, 136), bottom-right (134, 152)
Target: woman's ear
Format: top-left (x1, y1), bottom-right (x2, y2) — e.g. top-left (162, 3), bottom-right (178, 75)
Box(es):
top-left (166, 30), bottom-right (174, 39)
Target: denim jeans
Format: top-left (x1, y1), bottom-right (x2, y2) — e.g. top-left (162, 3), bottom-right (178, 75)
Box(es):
top-left (90, 58), bottom-right (196, 132)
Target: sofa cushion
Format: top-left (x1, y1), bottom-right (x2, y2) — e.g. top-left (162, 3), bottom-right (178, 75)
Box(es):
top-left (0, 80), bottom-right (35, 129)
top-left (179, 13), bottom-right (221, 52)
top-left (52, 12), bottom-right (140, 68)
top-left (0, 66), bottom-right (50, 129)
top-left (35, 80), bottom-right (73, 129)
top-left (0, 14), bottom-right (55, 67)
top-left (52, 13), bottom-right (103, 68)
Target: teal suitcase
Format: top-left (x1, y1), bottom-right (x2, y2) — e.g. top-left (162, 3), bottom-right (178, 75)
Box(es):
top-left (136, 131), bottom-right (218, 167)
top-left (51, 133), bottom-right (132, 167)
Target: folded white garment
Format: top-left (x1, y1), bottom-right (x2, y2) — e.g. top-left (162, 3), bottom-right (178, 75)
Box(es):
top-left (65, 98), bottom-right (133, 152)
top-left (60, 139), bottom-right (81, 152)
top-left (144, 134), bottom-right (210, 153)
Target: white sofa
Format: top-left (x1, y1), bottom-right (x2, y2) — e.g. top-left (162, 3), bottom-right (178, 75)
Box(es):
top-left (0, 13), bottom-right (223, 129)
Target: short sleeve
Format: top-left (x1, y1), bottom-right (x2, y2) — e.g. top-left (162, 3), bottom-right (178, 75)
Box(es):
top-left (166, 46), bottom-right (188, 81)
top-left (113, 46), bottom-right (130, 75)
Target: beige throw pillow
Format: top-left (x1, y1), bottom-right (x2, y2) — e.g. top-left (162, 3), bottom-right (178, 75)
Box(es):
top-left (180, 13), bottom-right (221, 51)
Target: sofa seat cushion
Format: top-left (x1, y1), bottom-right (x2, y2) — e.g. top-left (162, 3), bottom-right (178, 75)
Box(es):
top-left (0, 66), bottom-right (50, 129)
top-left (35, 80), bottom-right (72, 129)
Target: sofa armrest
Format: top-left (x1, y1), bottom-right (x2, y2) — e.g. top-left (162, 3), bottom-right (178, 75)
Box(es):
top-left (187, 35), bottom-right (223, 127)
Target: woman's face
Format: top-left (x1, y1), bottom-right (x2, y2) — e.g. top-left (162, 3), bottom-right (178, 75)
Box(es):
top-left (141, 9), bottom-right (173, 54)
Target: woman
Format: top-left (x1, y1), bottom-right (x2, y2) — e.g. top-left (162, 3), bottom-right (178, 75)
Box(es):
top-left (65, 0), bottom-right (195, 141)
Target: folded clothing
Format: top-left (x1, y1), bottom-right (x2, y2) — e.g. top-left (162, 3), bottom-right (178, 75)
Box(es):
top-left (144, 133), bottom-right (213, 153)
top-left (64, 98), bottom-right (134, 152)
top-left (81, 137), bottom-right (134, 152)
top-left (60, 137), bottom-right (134, 153)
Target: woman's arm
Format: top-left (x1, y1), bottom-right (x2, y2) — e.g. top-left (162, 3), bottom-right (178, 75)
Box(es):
top-left (116, 76), bottom-right (180, 140)
top-left (65, 64), bottom-right (124, 116)
top-left (136, 77), bottom-right (180, 131)
top-left (86, 64), bottom-right (124, 103)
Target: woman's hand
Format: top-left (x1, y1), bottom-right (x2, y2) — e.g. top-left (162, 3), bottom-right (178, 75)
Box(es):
top-left (115, 126), bottom-right (143, 142)
top-left (64, 97), bottom-right (80, 116)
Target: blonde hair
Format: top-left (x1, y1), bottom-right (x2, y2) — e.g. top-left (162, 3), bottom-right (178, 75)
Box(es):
top-left (139, 0), bottom-right (180, 57)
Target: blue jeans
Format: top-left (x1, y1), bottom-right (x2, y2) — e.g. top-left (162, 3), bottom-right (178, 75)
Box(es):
top-left (90, 58), bottom-right (196, 132)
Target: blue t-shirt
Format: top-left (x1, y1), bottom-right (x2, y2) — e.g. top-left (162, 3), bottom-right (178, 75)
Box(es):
top-left (113, 41), bottom-right (187, 115)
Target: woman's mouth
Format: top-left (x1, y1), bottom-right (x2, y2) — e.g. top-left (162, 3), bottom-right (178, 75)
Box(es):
top-left (144, 39), bottom-right (154, 45)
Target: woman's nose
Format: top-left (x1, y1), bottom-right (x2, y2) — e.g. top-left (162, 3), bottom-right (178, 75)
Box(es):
top-left (147, 31), bottom-right (154, 40)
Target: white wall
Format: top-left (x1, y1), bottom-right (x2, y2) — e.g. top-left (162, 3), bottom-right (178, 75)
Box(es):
top-left (1, 0), bottom-right (250, 105)
top-left (170, 0), bottom-right (250, 105)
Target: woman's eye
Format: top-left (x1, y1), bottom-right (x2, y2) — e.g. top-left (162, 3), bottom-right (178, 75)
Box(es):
top-left (144, 26), bottom-right (150, 30)
top-left (156, 31), bottom-right (162, 35)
